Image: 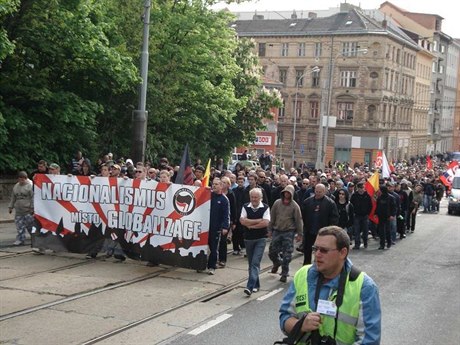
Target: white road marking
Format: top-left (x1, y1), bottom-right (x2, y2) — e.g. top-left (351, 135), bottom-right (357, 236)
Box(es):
top-left (257, 288), bottom-right (284, 301)
top-left (188, 313), bottom-right (233, 335)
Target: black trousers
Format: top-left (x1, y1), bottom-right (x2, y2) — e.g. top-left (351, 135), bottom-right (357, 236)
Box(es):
top-left (303, 232), bottom-right (317, 265)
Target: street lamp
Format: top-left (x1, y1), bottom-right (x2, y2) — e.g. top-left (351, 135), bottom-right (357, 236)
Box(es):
top-left (131, 0), bottom-right (151, 164)
top-left (292, 66), bottom-right (320, 167)
top-left (316, 48), bottom-right (368, 170)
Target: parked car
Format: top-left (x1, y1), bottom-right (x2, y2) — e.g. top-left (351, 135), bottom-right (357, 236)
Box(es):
top-left (447, 170), bottom-right (460, 215)
top-left (228, 160), bottom-right (260, 172)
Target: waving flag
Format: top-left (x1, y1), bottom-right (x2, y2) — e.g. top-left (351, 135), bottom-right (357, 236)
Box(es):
top-left (365, 172), bottom-right (380, 224)
top-left (176, 144), bottom-right (194, 185)
top-left (202, 158), bottom-right (211, 187)
top-left (440, 161), bottom-right (459, 187)
top-left (381, 151), bottom-right (391, 178)
top-left (426, 155), bottom-right (433, 170)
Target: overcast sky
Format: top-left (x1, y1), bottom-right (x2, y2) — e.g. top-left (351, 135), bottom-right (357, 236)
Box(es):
top-left (212, 0), bottom-right (460, 39)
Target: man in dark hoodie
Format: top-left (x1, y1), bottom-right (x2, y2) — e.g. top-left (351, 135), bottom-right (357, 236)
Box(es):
top-left (268, 185), bottom-right (303, 283)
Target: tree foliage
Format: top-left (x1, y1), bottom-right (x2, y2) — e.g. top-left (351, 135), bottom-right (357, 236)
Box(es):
top-left (0, 0), bottom-right (280, 173)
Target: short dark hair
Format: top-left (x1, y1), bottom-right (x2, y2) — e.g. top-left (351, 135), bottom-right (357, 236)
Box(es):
top-left (318, 226), bottom-right (350, 253)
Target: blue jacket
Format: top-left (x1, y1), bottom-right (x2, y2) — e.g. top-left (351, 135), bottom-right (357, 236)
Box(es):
top-left (279, 258), bottom-right (381, 344)
top-left (209, 192), bottom-right (230, 233)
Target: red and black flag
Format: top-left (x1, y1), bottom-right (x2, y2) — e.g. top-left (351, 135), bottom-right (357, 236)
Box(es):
top-left (176, 143), bottom-right (194, 185)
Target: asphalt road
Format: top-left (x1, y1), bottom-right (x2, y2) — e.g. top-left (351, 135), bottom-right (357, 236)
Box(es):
top-left (162, 208), bottom-right (460, 345)
top-left (1, 203), bottom-right (459, 345)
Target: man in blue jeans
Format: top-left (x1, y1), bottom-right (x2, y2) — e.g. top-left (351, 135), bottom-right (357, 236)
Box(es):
top-left (240, 188), bottom-right (270, 296)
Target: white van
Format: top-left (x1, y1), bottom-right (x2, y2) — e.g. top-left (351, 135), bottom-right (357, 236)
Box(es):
top-left (447, 169), bottom-right (460, 215)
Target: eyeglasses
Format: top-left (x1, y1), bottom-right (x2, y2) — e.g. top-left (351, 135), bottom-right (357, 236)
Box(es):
top-left (148, 171), bottom-right (156, 174)
top-left (302, 183), bottom-right (309, 185)
top-left (312, 245), bottom-right (339, 254)
top-left (135, 170), bottom-right (143, 174)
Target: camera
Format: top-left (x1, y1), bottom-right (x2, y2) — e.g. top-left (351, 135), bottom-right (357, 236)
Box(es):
top-left (318, 336), bottom-right (336, 345)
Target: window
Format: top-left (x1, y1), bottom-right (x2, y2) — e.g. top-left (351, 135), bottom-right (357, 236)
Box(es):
top-left (312, 69), bottom-right (320, 87)
top-left (258, 43), bottom-right (266, 57)
top-left (340, 71), bottom-right (357, 87)
top-left (337, 102), bottom-right (354, 121)
top-left (278, 99), bottom-right (286, 118)
top-left (281, 43), bottom-right (289, 57)
top-left (433, 41), bottom-right (438, 52)
top-left (307, 133), bottom-right (317, 152)
top-left (441, 45), bottom-right (445, 53)
top-left (295, 70), bottom-right (304, 87)
top-left (342, 42), bottom-right (359, 56)
top-left (293, 100), bottom-right (302, 119)
top-left (298, 43), bottom-right (305, 57)
top-left (314, 42), bottom-right (322, 57)
top-left (279, 69), bottom-right (287, 85)
top-left (278, 131), bottom-right (284, 144)
top-left (310, 101), bottom-right (320, 118)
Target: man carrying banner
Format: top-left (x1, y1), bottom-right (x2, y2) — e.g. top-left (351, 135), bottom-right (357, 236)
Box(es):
top-left (207, 178), bottom-right (230, 275)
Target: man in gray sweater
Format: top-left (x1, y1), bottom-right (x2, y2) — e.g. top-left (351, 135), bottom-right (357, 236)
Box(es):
top-left (268, 184), bottom-right (303, 282)
top-left (8, 171), bottom-right (34, 245)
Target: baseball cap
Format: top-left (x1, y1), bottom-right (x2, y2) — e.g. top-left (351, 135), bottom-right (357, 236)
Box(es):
top-left (112, 164), bottom-right (121, 170)
top-left (195, 165), bottom-right (205, 172)
top-left (49, 163), bottom-right (60, 170)
top-left (289, 176), bottom-right (297, 182)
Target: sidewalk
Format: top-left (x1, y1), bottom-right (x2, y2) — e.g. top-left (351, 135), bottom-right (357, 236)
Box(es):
top-left (0, 199), bottom-right (14, 223)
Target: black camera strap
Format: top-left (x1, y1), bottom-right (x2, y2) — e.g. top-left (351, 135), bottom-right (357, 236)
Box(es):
top-left (314, 265), bottom-right (360, 340)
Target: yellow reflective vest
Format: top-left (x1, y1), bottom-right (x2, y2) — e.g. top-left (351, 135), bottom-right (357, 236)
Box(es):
top-left (293, 265), bottom-right (364, 345)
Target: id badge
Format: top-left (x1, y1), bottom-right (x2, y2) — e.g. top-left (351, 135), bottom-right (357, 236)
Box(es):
top-left (317, 299), bottom-right (337, 317)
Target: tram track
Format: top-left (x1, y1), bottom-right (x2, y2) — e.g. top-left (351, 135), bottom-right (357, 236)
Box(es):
top-left (0, 265), bottom-right (179, 322)
top-left (80, 264), bottom-right (276, 345)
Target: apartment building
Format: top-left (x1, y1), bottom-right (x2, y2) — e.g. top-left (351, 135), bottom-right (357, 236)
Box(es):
top-left (234, 3), bottom-right (420, 168)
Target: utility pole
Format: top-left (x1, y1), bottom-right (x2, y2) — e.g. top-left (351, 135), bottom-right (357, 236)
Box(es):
top-left (131, 0), bottom-right (151, 164)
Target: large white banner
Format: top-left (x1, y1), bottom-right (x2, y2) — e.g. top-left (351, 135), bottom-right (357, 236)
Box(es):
top-left (33, 174), bottom-right (211, 269)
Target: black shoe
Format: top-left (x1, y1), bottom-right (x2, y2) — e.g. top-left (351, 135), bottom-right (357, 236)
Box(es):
top-left (364, 244), bottom-right (368, 248)
top-left (146, 261), bottom-right (159, 267)
top-left (114, 254), bottom-right (126, 261)
top-left (280, 275), bottom-right (287, 283)
top-left (378, 246), bottom-right (384, 250)
top-left (243, 288), bottom-right (252, 296)
top-left (86, 253), bottom-right (97, 259)
top-left (271, 264), bottom-right (280, 274)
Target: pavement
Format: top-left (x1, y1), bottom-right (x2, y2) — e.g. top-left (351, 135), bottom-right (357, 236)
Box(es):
top-left (0, 215), bottom-right (297, 344)
top-left (0, 199), bottom-right (14, 224)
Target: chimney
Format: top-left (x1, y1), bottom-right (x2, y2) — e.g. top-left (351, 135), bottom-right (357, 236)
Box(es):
top-left (291, 10), bottom-right (297, 19)
top-left (340, 2), bottom-right (357, 12)
top-left (308, 12), bottom-right (317, 19)
top-left (253, 13), bottom-right (264, 20)
top-left (382, 19), bottom-right (387, 29)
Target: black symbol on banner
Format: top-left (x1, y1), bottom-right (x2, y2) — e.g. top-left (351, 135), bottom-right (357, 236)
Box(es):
top-left (173, 188), bottom-right (196, 216)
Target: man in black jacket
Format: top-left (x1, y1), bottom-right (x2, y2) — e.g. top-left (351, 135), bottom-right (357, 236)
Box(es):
top-left (349, 182), bottom-right (373, 249)
top-left (301, 184), bottom-right (339, 265)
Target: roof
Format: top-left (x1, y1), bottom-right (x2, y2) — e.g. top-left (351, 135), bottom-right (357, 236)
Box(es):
top-left (234, 8), bottom-right (419, 50)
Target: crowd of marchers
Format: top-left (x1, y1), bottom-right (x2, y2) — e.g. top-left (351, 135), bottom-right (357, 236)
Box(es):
top-left (8, 150), bottom-right (458, 345)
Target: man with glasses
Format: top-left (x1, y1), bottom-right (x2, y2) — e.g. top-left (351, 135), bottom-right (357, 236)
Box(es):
top-left (350, 182), bottom-right (373, 250)
top-left (279, 226), bottom-right (381, 344)
top-left (147, 168), bottom-right (158, 181)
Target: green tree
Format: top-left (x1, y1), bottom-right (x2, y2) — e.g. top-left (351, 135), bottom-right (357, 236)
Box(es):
top-left (144, 1), bottom-right (280, 163)
top-left (0, 0), bottom-right (138, 173)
